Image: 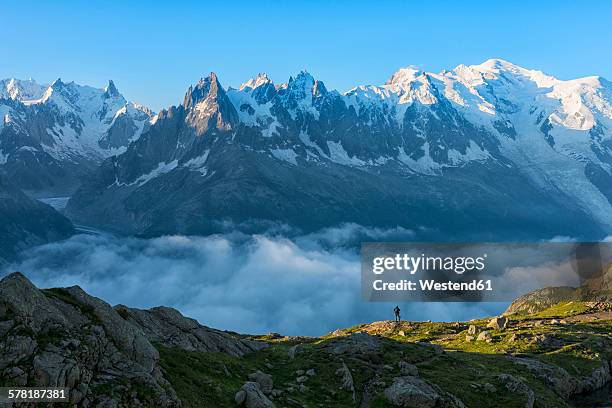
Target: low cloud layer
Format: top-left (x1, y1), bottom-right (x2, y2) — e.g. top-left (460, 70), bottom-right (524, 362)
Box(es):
top-left (3, 225), bottom-right (508, 336)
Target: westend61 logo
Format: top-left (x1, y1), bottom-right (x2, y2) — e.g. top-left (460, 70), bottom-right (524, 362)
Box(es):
top-left (361, 243), bottom-right (611, 302)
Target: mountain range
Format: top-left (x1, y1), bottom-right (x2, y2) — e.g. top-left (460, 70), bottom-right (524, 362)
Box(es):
top-left (2, 59), bottom-right (612, 241)
top-left (0, 78), bottom-right (152, 195)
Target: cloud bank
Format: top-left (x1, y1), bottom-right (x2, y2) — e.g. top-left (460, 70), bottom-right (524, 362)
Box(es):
top-left (2, 225), bottom-right (507, 336)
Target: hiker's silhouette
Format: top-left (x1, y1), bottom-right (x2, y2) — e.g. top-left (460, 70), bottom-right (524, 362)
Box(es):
top-left (393, 305), bottom-right (401, 322)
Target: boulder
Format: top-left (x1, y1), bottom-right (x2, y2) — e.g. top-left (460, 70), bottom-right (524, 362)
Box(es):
top-left (398, 361), bottom-right (419, 376)
top-left (477, 331), bottom-right (492, 342)
top-left (236, 382), bottom-right (275, 408)
top-left (235, 389), bottom-right (247, 405)
top-left (384, 376), bottom-right (440, 408)
top-left (324, 332), bottom-right (381, 355)
top-left (487, 317), bottom-right (508, 331)
top-left (248, 370), bottom-right (273, 394)
top-left (287, 344), bottom-right (304, 360)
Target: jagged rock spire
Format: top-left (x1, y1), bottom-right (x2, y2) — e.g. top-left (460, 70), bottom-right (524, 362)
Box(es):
top-left (104, 80), bottom-right (120, 98)
top-left (183, 72), bottom-right (225, 109)
top-left (183, 72), bottom-right (239, 134)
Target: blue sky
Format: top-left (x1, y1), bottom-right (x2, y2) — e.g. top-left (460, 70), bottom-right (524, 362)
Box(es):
top-left (3, 0), bottom-right (611, 110)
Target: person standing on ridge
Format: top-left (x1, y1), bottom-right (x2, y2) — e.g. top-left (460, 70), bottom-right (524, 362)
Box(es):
top-left (394, 305), bottom-right (401, 322)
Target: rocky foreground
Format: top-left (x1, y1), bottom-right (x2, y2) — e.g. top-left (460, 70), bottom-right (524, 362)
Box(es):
top-left (0, 272), bottom-right (610, 407)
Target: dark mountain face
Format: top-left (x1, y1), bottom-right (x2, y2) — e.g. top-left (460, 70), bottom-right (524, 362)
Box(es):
top-left (0, 176), bottom-right (74, 263)
top-left (65, 63), bottom-right (611, 240)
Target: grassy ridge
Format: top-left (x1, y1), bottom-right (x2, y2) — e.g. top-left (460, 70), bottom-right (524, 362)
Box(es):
top-left (157, 301), bottom-right (612, 407)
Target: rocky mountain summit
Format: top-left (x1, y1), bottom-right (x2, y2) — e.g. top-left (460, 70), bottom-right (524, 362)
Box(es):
top-left (0, 272), bottom-right (610, 407)
top-left (65, 60), bottom-right (612, 239)
top-left (0, 78), bottom-right (153, 195)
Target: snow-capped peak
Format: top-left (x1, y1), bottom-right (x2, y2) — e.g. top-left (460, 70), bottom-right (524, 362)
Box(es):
top-left (239, 73), bottom-right (272, 91)
top-left (49, 78), bottom-right (65, 90)
top-left (386, 67), bottom-right (422, 87)
top-left (287, 71), bottom-right (315, 91)
top-left (455, 58), bottom-right (558, 88)
top-left (0, 78), bottom-right (48, 102)
top-left (0, 75), bottom-right (154, 164)
top-left (473, 58), bottom-right (522, 72)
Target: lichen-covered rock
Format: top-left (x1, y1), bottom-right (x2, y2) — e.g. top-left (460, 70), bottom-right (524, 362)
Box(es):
top-left (248, 370), bottom-right (273, 394)
top-left (384, 376), bottom-right (440, 408)
top-left (324, 331), bottom-right (381, 355)
top-left (236, 381), bottom-right (275, 408)
top-left (496, 374), bottom-right (535, 408)
top-left (477, 331), bottom-right (492, 342)
top-left (487, 316), bottom-right (508, 330)
top-left (0, 272), bottom-right (179, 407)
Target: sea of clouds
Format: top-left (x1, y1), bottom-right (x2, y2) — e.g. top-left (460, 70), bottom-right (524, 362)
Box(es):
top-left (2, 224), bottom-right (511, 336)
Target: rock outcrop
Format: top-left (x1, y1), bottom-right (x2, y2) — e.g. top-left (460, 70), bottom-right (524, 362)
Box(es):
top-left (505, 286), bottom-right (585, 315)
top-left (505, 264), bottom-right (612, 316)
top-left (0, 272), bottom-right (267, 407)
top-left (487, 316), bottom-right (508, 330)
top-left (335, 361), bottom-right (356, 402)
top-left (0, 272), bottom-right (177, 406)
top-left (114, 305), bottom-right (268, 357)
top-left (496, 374), bottom-right (535, 408)
top-left (235, 381), bottom-right (275, 408)
top-left (384, 376), bottom-right (440, 408)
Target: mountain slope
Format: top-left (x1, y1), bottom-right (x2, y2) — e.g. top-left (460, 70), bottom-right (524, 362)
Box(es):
top-left (505, 262), bottom-right (612, 315)
top-left (0, 273), bottom-right (610, 407)
top-left (0, 272), bottom-right (266, 406)
top-left (66, 60), bottom-right (612, 239)
top-left (0, 78), bottom-right (153, 195)
top-left (0, 176), bottom-right (73, 263)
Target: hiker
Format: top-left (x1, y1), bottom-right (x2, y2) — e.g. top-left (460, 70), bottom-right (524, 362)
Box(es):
top-left (394, 305), bottom-right (401, 322)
